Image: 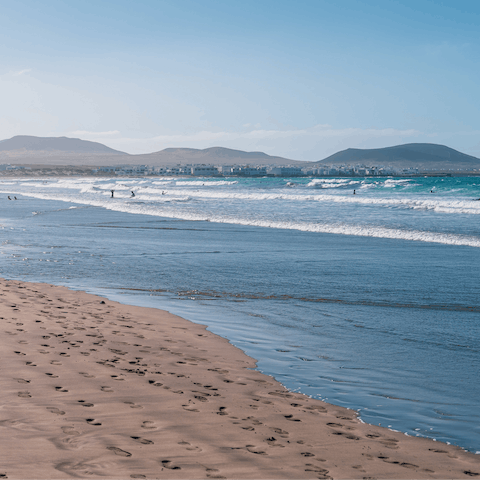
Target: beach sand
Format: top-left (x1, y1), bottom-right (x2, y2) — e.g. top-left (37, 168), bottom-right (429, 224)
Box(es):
top-left (0, 278), bottom-right (479, 479)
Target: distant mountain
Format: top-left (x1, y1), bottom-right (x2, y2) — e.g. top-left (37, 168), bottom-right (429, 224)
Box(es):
top-left (314, 143), bottom-right (480, 169)
top-left (0, 135), bottom-right (126, 155)
top-left (1, 137), bottom-right (478, 171)
top-left (137, 146), bottom-right (300, 166)
top-left (0, 138), bottom-right (300, 166)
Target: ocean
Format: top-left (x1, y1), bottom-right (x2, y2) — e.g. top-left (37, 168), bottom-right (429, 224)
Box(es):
top-left (0, 175), bottom-right (479, 453)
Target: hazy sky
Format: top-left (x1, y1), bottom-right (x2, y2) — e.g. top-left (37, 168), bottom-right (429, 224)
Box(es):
top-left (1, 0), bottom-right (479, 160)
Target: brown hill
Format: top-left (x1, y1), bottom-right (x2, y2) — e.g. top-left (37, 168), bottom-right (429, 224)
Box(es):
top-left (0, 139), bottom-right (300, 167)
top-left (313, 143), bottom-right (480, 169)
top-left (0, 135), bottom-right (126, 155)
top-left (134, 146), bottom-right (300, 166)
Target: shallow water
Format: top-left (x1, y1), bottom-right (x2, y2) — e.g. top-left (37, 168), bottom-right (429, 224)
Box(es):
top-left (0, 176), bottom-right (479, 452)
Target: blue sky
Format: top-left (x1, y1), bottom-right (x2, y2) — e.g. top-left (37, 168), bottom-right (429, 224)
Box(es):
top-left (1, 0), bottom-right (479, 160)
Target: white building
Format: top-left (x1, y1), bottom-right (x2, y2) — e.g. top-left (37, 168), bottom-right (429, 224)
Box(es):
top-left (268, 166), bottom-right (303, 176)
top-left (191, 165), bottom-right (219, 176)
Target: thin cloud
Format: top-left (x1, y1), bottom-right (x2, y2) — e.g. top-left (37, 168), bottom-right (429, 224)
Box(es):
top-left (147, 125), bottom-right (420, 144)
top-left (11, 69), bottom-right (32, 76)
top-left (69, 130), bottom-right (121, 137)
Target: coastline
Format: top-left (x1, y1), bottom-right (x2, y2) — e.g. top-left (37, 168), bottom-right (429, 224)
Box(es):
top-left (1, 277), bottom-right (479, 479)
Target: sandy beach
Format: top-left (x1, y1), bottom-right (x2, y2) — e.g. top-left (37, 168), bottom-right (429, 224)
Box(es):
top-left (0, 278), bottom-right (479, 479)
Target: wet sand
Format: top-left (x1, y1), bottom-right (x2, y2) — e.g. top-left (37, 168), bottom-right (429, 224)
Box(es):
top-left (0, 278), bottom-right (479, 479)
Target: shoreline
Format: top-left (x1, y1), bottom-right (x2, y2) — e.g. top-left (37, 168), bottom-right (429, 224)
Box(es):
top-left (1, 278), bottom-right (479, 479)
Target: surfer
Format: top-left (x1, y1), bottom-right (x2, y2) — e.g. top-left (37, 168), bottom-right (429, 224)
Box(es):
top-left (131, 191), bottom-right (135, 197)
top-left (111, 190), bottom-right (114, 198)
top-left (7, 196), bottom-right (11, 200)
top-left (353, 190), bottom-right (356, 195)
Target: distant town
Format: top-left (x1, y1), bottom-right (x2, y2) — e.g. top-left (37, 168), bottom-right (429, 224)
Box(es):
top-left (93, 164), bottom-right (423, 176)
top-left (1, 162), bottom-right (479, 177)
top-left (92, 163), bottom-right (478, 176)
top-left (92, 163), bottom-right (427, 176)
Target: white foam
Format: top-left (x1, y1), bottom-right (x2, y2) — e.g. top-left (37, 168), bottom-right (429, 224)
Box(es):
top-left (175, 180), bottom-right (238, 186)
top-left (13, 191), bottom-right (480, 248)
top-left (4, 179), bottom-right (480, 215)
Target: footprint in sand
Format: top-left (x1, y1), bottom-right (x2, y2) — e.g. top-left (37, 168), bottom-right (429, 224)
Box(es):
top-left (79, 372), bottom-right (95, 378)
top-left (130, 475), bottom-right (146, 479)
top-left (208, 368), bottom-right (229, 374)
top-left (17, 391), bottom-right (31, 398)
top-left (331, 431), bottom-right (360, 440)
top-left (184, 444), bottom-right (202, 452)
top-left (78, 400), bottom-right (94, 407)
top-left (50, 360), bottom-right (62, 366)
top-left (61, 426), bottom-right (80, 436)
top-left (305, 405), bottom-right (326, 413)
top-left (380, 438), bottom-right (399, 449)
top-left (130, 436), bottom-right (154, 445)
top-left (201, 463), bottom-right (225, 479)
top-left (55, 386), bottom-right (68, 392)
top-left (193, 395), bottom-right (208, 402)
top-left (182, 404), bottom-right (200, 413)
top-left (284, 414), bottom-right (301, 422)
top-left (124, 401), bottom-right (143, 409)
top-left (161, 460), bottom-right (180, 470)
top-left (245, 445), bottom-right (267, 455)
top-left (141, 421), bottom-right (155, 429)
top-left (25, 361), bottom-right (37, 367)
top-left (47, 407), bottom-right (65, 415)
top-left (86, 418), bottom-right (102, 426)
top-left (107, 446), bottom-right (132, 457)
top-left (305, 464), bottom-right (330, 476)
top-left (101, 386), bottom-right (113, 392)
top-left (14, 351), bottom-right (26, 356)
top-left (265, 437), bottom-right (284, 448)
top-left (15, 378), bottom-right (30, 384)
top-left (148, 380), bottom-right (163, 387)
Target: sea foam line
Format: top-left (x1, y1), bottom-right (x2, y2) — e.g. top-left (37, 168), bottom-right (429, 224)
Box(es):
top-left (10, 191), bottom-right (480, 248)
top-left (5, 179), bottom-right (480, 215)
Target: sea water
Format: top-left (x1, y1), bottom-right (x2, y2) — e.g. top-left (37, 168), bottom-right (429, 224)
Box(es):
top-left (0, 175), bottom-right (479, 452)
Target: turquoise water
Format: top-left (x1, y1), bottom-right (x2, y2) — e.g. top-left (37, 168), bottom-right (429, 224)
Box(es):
top-left (0, 175), bottom-right (479, 452)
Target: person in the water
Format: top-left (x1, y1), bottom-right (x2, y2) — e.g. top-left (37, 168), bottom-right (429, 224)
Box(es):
top-left (111, 190), bottom-right (114, 198)
top-left (131, 191), bottom-right (135, 197)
